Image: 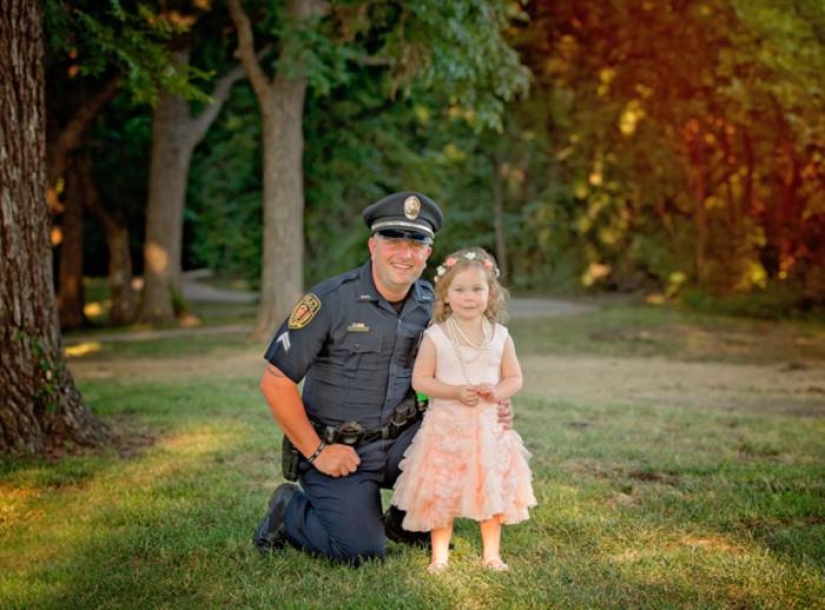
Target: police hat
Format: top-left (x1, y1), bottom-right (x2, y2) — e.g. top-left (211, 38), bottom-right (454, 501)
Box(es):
top-left (362, 191), bottom-right (444, 244)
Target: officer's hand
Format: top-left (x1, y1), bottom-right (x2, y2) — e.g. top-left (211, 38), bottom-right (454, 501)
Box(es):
top-left (456, 385), bottom-right (480, 406)
top-left (313, 444), bottom-right (360, 478)
top-left (496, 399), bottom-right (514, 430)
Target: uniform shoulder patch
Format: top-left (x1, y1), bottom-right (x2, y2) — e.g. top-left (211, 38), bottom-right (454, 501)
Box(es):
top-left (288, 293), bottom-right (322, 329)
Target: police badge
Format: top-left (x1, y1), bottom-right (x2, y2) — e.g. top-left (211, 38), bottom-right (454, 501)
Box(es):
top-left (403, 195), bottom-right (421, 220)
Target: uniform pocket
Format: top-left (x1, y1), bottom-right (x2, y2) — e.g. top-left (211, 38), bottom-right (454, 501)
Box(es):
top-left (342, 334), bottom-right (383, 377)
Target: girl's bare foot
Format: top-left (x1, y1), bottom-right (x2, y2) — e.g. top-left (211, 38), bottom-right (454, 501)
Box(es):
top-left (427, 560), bottom-right (449, 574)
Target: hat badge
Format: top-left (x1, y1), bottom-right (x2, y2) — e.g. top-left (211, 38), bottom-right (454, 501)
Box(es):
top-left (403, 195), bottom-right (421, 220)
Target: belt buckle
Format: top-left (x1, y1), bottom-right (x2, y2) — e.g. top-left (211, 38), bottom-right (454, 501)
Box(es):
top-left (337, 421), bottom-right (363, 446)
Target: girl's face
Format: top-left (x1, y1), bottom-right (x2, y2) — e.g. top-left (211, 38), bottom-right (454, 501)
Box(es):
top-left (445, 265), bottom-right (490, 322)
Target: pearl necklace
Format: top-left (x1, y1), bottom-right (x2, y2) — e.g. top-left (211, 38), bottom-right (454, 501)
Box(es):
top-left (445, 316), bottom-right (492, 385)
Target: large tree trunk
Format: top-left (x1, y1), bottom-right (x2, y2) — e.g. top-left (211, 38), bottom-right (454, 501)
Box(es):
top-left (138, 49), bottom-right (246, 323)
top-left (255, 78), bottom-right (307, 338)
top-left (57, 154), bottom-right (88, 330)
top-left (228, 0), bottom-right (328, 340)
top-left (0, 0), bottom-right (111, 454)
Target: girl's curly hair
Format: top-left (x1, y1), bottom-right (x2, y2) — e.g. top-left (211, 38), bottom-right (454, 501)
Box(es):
top-left (432, 247), bottom-right (509, 324)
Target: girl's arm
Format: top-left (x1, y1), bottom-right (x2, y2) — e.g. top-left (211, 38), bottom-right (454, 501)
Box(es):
top-left (477, 336), bottom-right (523, 403)
top-left (412, 335), bottom-right (480, 406)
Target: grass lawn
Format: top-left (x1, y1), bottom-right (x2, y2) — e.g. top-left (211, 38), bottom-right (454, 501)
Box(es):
top-left (2, 303), bottom-right (824, 609)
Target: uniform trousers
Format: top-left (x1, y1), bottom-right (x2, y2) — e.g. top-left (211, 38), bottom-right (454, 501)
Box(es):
top-left (281, 420), bottom-right (421, 564)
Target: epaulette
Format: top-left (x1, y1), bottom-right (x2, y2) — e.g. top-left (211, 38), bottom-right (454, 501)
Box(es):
top-left (311, 267), bottom-right (361, 299)
top-left (415, 278), bottom-right (435, 302)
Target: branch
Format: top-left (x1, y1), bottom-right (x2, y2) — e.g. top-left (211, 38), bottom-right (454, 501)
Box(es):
top-left (188, 62), bottom-right (248, 145)
top-left (47, 75), bottom-right (122, 185)
top-left (355, 55), bottom-right (396, 67)
top-left (226, 0), bottom-right (272, 101)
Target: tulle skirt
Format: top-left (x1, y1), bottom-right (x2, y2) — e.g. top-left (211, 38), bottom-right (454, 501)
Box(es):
top-left (392, 400), bottom-right (536, 532)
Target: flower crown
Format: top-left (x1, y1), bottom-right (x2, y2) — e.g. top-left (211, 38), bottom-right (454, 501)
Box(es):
top-left (435, 250), bottom-right (500, 282)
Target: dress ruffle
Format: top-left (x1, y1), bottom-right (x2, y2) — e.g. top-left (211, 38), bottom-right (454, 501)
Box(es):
top-left (391, 323), bottom-right (536, 532)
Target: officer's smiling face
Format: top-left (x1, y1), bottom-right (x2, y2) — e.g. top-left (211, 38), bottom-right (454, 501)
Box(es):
top-left (368, 235), bottom-right (432, 301)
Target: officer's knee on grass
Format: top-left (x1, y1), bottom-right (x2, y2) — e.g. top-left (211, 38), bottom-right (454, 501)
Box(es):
top-left (329, 526), bottom-right (386, 565)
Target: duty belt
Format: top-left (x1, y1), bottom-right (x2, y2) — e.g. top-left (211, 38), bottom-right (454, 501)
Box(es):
top-left (311, 396), bottom-right (426, 447)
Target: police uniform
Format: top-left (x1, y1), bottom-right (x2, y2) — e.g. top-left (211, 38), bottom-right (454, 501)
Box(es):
top-left (260, 191), bottom-right (443, 563)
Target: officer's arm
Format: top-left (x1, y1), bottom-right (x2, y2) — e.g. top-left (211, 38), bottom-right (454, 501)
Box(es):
top-left (260, 364), bottom-right (360, 477)
top-left (260, 364), bottom-right (323, 459)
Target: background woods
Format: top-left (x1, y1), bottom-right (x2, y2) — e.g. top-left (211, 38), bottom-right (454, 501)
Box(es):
top-left (48, 0), bottom-right (825, 321)
top-left (1, 0), bottom-right (824, 453)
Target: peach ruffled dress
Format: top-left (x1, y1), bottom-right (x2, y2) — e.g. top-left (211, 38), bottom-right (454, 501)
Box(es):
top-left (392, 322), bottom-right (536, 531)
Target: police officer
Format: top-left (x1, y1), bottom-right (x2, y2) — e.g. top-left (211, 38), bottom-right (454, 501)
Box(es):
top-left (253, 191), bottom-right (512, 564)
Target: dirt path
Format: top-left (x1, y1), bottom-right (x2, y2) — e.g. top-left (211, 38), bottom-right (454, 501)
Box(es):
top-left (520, 354), bottom-right (825, 417)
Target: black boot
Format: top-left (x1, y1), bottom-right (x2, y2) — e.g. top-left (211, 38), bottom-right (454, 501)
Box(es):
top-left (383, 506), bottom-right (430, 548)
top-left (253, 483), bottom-right (299, 553)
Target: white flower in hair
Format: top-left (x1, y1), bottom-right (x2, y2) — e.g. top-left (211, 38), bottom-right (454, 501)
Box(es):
top-left (464, 252), bottom-right (477, 260)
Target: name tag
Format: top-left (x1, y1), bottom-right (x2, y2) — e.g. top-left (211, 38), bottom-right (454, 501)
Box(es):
top-left (347, 322), bottom-right (370, 333)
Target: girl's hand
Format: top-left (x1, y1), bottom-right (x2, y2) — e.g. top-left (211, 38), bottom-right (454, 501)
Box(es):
top-left (473, 384), bottom-right (498, 403)
top-left (456, 385), bottom-right (480, 406)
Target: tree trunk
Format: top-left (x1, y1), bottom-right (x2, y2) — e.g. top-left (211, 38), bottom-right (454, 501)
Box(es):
top-left (228, 0), bottom-right (328, 339)
top-left (491, 152), bottom-right (510, 282)
top-left (138, 49), bottom-right (246, 324)
top-left (79, 153), bottom-right (137, 325)
top-left (776, 139), bottom-right (800, 277)
top-left (0, 0), bottom-right (111, 454)
top-left (688, 138), bottom-right (708, 286)
top-left (138, 80), bottom-right (194, 323)
top-left (57, 154), bottom-right (87, 330)
top-left (104, 221), bottom-right (138, 325)
top-left (255, 81), bottom-right (307, 338)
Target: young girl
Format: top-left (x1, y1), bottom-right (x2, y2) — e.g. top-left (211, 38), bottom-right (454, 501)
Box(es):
top-left (392, 247), bottom-right (536, 573)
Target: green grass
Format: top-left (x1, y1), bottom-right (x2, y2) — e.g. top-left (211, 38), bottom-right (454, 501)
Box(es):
top-left (65, 330), bottom-right (261, 360)
top-left (2, 304), bottom-right (824, 609)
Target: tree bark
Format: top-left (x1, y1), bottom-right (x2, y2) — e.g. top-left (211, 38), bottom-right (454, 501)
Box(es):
top-left (79, 152), bottom-right (138, 325)
top-left (56, 154), bottom-right (87, 330)
top-left (228, 0), bottom-right (329, 339)
top-left (138, 49), bottom-right (246, 323)
top-left (139, 62), bottom-right (195, 322)
top-left (0, 0), bottom-right (111, 454)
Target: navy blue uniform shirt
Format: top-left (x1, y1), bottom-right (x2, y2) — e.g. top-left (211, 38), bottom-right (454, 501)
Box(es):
top-left (264, 260), bottom-right (433, 429)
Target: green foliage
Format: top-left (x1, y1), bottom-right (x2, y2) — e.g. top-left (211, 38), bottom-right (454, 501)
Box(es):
top-left (60, 0), bottom-right (825, 314)
top-left (187, 86), bottom-right (263, 285)
top-left (462, 0), bottom-right (825, 304)
top-left (46, 0), bottom-right (211, 106)
top-left (389, 1), bottom-right (531, 130)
